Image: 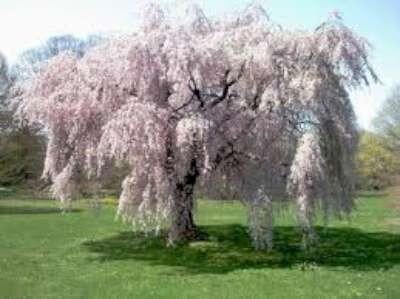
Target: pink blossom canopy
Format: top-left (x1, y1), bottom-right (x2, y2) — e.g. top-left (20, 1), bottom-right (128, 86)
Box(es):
top-left (18, 2), bottom-right (376, 247)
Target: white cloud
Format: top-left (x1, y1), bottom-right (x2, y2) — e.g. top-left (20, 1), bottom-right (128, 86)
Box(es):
top-left (351, 86), bottom-right (386, 130)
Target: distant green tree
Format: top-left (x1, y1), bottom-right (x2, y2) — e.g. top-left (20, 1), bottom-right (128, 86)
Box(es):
top-left (373, 84), bottom-right (400, 154)
top-left (0, 127), bottom-right (45, 186)
top-left (356, 131), bottom-right (399, 190)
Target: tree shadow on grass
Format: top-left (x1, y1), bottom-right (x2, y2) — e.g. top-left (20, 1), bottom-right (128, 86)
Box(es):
top-left (0, 205), bottom-right (81, 215)
top-left (83, 225), bottom-right (400, 274)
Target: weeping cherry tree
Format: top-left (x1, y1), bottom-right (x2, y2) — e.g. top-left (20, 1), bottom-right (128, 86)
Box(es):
top-left (17, 2), bottom-right (377, 248)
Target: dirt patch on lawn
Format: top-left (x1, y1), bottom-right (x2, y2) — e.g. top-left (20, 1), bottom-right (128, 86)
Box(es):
top-left (386, 218), bottom-right (400, 227)
top-left (385, 185), bottom-right (400, 228)
top-left (387, 186), bottom-right (400, 211)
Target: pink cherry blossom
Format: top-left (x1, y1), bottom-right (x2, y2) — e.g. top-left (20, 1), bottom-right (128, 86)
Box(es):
top-left (17, 2), bottom-right (376, 248)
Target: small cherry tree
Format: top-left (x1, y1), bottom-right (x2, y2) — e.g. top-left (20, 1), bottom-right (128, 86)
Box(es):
top-left (18, 2), bottom-right (376, 248)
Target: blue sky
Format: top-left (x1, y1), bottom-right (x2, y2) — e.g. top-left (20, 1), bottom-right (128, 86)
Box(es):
top-left (1, 0), bottom-right (399, 129)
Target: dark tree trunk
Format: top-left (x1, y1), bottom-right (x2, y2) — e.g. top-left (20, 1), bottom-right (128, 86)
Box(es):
top-left (168, 157), bottom-right (199, 244)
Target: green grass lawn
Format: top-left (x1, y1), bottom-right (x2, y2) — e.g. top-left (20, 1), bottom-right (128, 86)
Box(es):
top-left (1, 190), bottom-right (400, 299)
